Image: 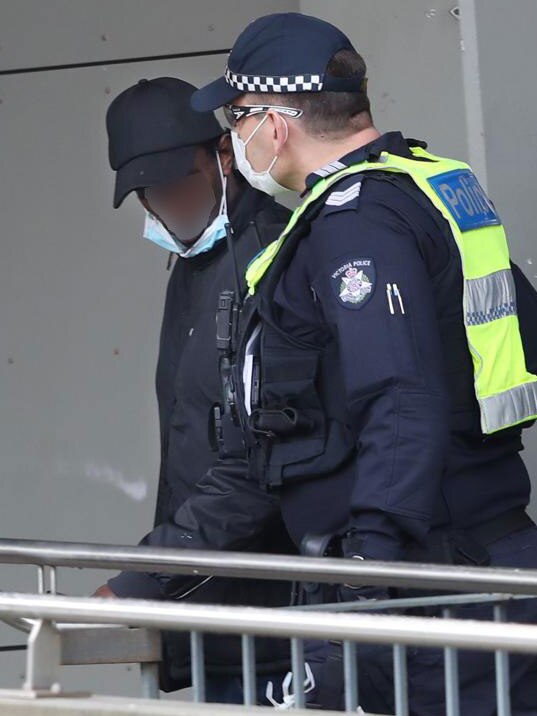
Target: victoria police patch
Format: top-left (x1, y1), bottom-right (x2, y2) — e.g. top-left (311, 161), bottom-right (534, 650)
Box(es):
top-left (330, 258), bottom-right (376, 309)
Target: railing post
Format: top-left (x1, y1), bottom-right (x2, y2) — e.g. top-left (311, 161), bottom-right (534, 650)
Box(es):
top-left (23, 619), bottom-right (62, 695)
top-left (393, 644), bottom-right (409, 716)
top-left (140, 662), bottom-right (160, 700)
top-left (190, 631), bottom-right (206, 703)
top-left (343, 640), bottom-right (358, 712)
top-left (37, 566), bottom-right (45, 595)
top-left (291, 637), bottom-right (305, 709)
top-left (49, 566), bottom-right (57, 595)
top-left (494, 604), bottom-right (511, 716)
top-left (443, 607), bottom-right (460, 716)
top-left (241, 634), bottom-right (257, 706)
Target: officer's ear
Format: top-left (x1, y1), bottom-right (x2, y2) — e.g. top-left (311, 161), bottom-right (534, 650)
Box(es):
top-left (216, 132), bottom-right (234, 177)
top-left (267, 110), bottom-right (290, 156)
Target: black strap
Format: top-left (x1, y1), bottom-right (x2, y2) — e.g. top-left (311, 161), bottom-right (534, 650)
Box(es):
top-left (256, 173), bottom-right (366, 352)
top-left (406, 509), bottom-right (535, 565)
top-left (469, 508), bottom-right (534, 546)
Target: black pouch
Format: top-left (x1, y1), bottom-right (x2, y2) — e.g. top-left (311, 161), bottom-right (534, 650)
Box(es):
top-left (449, 531), bottom-right (491, 566)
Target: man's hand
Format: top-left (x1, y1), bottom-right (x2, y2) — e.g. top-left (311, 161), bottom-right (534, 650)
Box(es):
top-left (92, 584), bottom-right (117, 599)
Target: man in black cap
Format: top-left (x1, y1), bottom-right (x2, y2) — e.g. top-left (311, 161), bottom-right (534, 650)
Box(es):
top-left (95, 77), bottom-right (295, 703)
top-left (188, 12), bottom-right (537, 715)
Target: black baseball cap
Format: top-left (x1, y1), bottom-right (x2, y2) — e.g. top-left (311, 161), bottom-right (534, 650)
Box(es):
top-left (107, 77), bottom-right (223, 208)
top-left (192, 13), bottom-right (360, 112)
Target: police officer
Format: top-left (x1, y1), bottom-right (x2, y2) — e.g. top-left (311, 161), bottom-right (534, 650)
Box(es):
top-left (95, 77), bottom-right (295, 703)
top-left (189, 13), bottom-right (537, 714)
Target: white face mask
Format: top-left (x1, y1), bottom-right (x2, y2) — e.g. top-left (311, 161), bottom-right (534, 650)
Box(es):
top-left (143, 154), bottom-right (230, 258)
top-left (231, 114), bottom-right (290, 196)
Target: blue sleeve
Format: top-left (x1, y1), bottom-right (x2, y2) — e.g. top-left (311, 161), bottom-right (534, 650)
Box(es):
top-left (308, 186), bottom-right (450, 560)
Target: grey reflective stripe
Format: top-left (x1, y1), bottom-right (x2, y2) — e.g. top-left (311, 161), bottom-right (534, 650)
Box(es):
top-left (480, 381), bottom-right (537, 433)
top-left (325, 181), bottom-right (362, 206)
top-left (314, 160), bottom-right (347, 178)
top-left (465, 269), bottom-right (517, 326)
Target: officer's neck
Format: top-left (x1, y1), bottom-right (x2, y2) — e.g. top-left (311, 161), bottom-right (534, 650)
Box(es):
top-left (286, 126), bottom-right (381, 192)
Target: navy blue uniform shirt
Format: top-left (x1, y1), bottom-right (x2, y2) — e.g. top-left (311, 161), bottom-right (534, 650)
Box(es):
top-left (271, 132), bottom-right (532, 560)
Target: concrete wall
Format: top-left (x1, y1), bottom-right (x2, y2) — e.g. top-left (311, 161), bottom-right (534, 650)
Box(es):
top-left (1, 0), bottom-right (536, 697)
top-left (472, 0), bottom-right (537, 506)
top-left (301, 0), bottom-right (467, 157)
top-left (0, 0), bottom-right (298, 696)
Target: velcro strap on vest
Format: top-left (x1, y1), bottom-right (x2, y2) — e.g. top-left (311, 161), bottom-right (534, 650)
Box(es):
top-left (248, 407), bottom-right (314, 437)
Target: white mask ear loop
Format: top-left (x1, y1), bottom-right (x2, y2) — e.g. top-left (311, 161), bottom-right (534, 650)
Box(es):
top-left (215, 151), bottom-right (228, 216)
top-left (244, 112), bottom-right (270, 146)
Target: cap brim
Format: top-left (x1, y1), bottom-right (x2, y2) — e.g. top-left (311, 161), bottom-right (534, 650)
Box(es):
top-left (191, 76), bottom-right (242, 112)
top-left (113, 145), bottom-right (197, 208)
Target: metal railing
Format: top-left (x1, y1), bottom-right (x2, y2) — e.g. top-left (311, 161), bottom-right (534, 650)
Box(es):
top-left (1, 538), bottom-right (537, 714)
top-left (2, 537), bottom-right (537, 594)
top-left (0, 591), bottom-right (536, 713)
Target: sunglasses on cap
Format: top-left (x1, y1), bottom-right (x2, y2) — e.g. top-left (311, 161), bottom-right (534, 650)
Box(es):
top-left (223, 103), bottom-right (303, 128)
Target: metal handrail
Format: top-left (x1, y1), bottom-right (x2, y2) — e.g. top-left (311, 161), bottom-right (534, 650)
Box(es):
top-left (0, 615), bottom-right (32, 633)
top-left (1, 537), bottom-right (537, 595)
top-left (0, 591), bottom-right (537, 655)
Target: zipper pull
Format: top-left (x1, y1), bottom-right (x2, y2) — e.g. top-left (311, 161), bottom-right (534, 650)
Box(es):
top-left (393, 283), bottom-right (405, 314)
top-left (386, 283), bottom-right (394, 315)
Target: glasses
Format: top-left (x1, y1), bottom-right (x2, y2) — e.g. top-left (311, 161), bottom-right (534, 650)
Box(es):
top-left (223, 103), bottom-right (303, 128)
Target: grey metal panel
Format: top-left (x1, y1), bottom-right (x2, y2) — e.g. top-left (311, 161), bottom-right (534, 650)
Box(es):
top-left (0, 57), bottom-right (228, 551)
top-left (300, 0), bottom-right (467, 159)
top-left (0, 0), bottom-right (300, 694)
top-left (474, 0), bottom-right (537, 275)
top-left (472, 0), bottom-right (537, 516)
top-left (0, 55), bottom-right (190, 695)
top-left (60, 627), bottom-right (161, 666)
top-left (0, 0), bottom-right (297, 70)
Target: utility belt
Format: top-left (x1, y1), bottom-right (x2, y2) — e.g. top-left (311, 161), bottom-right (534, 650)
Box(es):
top-left (400, 508), bottom-right (536, 622)
top-left (404, 507), bottom-right (535, 566)
top-left (304, 509), bottom-right (536, 713)
top-left (297, 508), bottom-right (535, 607)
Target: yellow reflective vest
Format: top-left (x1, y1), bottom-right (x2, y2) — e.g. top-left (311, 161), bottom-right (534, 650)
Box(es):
top-left (246, 146), bottom-right (537, 434)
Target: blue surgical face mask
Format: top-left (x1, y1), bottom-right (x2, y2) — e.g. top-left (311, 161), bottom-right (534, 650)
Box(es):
top-left (143, 211), bottom-right (180, 253)
top-left (143, 153), bottom-right (230, 259)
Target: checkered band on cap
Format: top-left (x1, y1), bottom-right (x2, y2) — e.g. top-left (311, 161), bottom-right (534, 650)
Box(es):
top-left (225, 66), bottom-right (324, 93)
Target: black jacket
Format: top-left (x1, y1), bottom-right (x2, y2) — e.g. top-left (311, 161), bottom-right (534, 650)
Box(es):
top-left (108, 182), bottom-right (295, 688)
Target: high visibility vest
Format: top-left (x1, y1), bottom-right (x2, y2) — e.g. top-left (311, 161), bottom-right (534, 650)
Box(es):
top-left (245, 146), bottom-right (537, 434)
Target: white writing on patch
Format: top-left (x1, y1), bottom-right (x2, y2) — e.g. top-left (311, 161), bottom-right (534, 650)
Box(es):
top-left (331, 258), bottom-right (371, 280)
